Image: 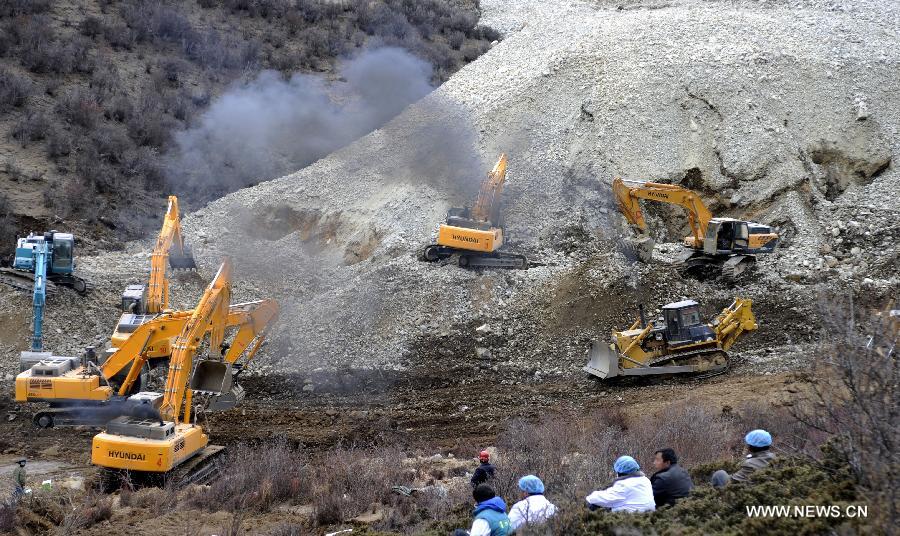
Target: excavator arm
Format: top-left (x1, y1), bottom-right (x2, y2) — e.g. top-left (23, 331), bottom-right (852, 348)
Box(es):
top-left (471, 153), bottom-right (508, 225)
top-left (147, 196), bottom-right (196, 313)
top-left (612, 178), bottom-right (713, 248)
top-left (160, 259), bottom-right (231, 423)
top-left (114, 300), bottom-right (279, 396)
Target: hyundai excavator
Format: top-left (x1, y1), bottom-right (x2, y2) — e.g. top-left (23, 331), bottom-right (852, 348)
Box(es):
top-left (612, 178), bottom-right (779, 279)
top-left (422, 154), bottom-right (527, 268)
top-left (92, 259), bottom-right (248, 489)
top-left (114, 195), bottom-right (196, 342)
top-left (15, 295), bottom-right (278, 428)
top-left (584, 298), bottom-right (757, 379)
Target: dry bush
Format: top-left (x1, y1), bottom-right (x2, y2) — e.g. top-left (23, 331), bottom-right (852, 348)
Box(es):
top-left (56, 87), bottom-right (103, 129)
top-left (0, 0), bottom-right (53, 17)
top-left (187, 438), bottom-right (307, 512)
top-left (792, 301), bottom-right (899, 529)
top-left (0, 68), bottom-right (34, 111)
top-left (79, 15), bottom-right (105, 39)
top-left (12, 109), bottom-right (52, 145)
top-left (46, 126), bottom-right (74, 158)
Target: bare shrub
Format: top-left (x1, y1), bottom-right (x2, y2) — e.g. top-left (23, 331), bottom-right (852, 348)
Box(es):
top-left (56, 87), bottom-right (103, 129)
top-left (448, 30), bottom-right (465, 50)
top-left (792, 301), bottom-right (899, 529)
top-left (187, 438), bottom-right (306, 512)
top-left (461, 41), bottom-right (487, 62)
top-left (0, 498), bottom-right (13, 533)
top-left (46, 127), bottom-right (74, 158)
top-left (198, 0), bottom-right (217, 8)
top-left (103, 23), bottom-right (136, 50)
top-left (60, 495), bottom-right (113, 534)
top-left (90, 63), bottom-right (121, 103)
top-left (0, 0), bottom-right (53, 17)
top-left (0, 68), bottom-right (34, 111)
top-left (91, 124), bottom-right (132, 165)
top-left (80, 15), bottom-right (105, 39)
top-left (12, 109), bottom-right (52, 145)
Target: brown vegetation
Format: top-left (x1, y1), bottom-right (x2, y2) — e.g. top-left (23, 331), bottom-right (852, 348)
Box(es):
top-left (0, 0), bottom-right (498, 246)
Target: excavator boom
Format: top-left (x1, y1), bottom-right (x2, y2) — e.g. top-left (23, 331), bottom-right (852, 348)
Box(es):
top-left (147, 195), bottom-right (196, 314)
top-left (613, 178), bottom-right (712, 247)
top-left (471, 153), bottom-right (508, 224)
top-left (161, 259), bottom-right (231, 423)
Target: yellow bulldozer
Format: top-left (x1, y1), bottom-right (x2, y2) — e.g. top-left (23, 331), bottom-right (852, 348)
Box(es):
top-left (584, 298), bottom-right (758, 379)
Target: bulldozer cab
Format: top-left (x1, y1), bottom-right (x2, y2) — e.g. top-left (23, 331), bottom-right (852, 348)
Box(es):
top-left (662, 300), bottom-right (710, 346)
top-left (704, 219), bottom-right (750, 255)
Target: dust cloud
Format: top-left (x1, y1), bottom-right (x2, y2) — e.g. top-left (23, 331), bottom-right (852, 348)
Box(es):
top-left (167, 47), bottom-right (434, 200)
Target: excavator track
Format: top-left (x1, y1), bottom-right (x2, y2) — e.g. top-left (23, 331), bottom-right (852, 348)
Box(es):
top-left (422, 245), bottom-right (528, 269)
top-left (0, 269), bottom-right (59, 294)
top-left (97, 446), bottom-right (226, 493)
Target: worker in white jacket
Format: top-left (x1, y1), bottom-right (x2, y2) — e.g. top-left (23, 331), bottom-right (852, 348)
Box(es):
top-left (508, 475), bottom-right (557, 531)
top-left (585, 455), bottom-right (656, 513)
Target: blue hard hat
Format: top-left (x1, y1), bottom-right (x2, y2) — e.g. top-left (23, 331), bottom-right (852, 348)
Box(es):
top-left (613, 455), bottom-right (640, 474)
top-left (745, 429), bottom-right (773, 447)
top-left (518, 475), bottom-right (545, 494)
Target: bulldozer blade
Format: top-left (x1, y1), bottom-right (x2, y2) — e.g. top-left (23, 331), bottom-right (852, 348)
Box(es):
top-left (191, 361), bottom-right (233, 395)
top-left (583, 340), bottom-right (620, 379)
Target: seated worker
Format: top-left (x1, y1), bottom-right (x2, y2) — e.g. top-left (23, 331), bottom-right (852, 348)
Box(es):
top-left (508, 475), bottom-right (557, 530)
top-left (454, 484), bottom-right (511, 536)
top-left (650, 448), bottom-right (693, 507)
top-left (585, 455), bottom-right (655, 513)
top-left (712, 429), bottom-right (776, 487)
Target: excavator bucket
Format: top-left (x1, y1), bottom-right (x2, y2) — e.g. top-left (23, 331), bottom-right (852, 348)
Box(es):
top-left (583, 340), bottom-right (620, 379)
top-left (207, 383), bottom-right (245, 412)
top-left (190, 360), bottom-right (233, 395)
top-left (168, 244), bottom-right (197, 271)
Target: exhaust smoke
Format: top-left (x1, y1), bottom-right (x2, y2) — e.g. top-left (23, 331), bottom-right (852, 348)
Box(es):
top-left (167, 47), bottom-right (434, 200)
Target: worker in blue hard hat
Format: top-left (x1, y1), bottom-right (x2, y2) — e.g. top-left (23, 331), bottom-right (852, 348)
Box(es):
top-left (585, 455), bottom-right (656, 513)
top-left (712, 429), bottom-right (776, 487)
top-left (508, 475), bottom-right (557, 530)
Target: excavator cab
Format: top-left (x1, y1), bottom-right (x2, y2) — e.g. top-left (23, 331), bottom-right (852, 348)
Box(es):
top-left (704, 219), bottom-right (751, 255)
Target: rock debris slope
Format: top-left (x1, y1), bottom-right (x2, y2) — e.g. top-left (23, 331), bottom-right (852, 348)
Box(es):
top-left (178, 0), bottom-right (899, 374)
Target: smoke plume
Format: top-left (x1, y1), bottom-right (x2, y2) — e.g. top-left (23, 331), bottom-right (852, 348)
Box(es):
top-left (168, 47), bottom-right (433, 200)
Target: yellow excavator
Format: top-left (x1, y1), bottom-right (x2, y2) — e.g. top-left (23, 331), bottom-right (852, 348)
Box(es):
top-left (113, 194), bottom-right (196, 346)
top-left (15, 195), bottom-right (277, 427)
top-left (612, 178), bottom-right (779, 279)
top-left (15, 298), bottom-right (277, 427)
top-left (584, 298), bottom-right (757, 379)
top-left (92, 259), bottom-right (249, 489)
top-left (422, 154), bottom-right (527, 268)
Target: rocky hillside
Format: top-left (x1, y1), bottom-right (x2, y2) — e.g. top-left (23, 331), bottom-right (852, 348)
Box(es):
top-left (168, 0), bottom-right (898, 379)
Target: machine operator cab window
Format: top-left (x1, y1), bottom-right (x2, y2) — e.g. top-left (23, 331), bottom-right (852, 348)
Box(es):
top-left (711, 220), bottom-right (750, 253)
top-left (51, 235), bottom-right (74, 274)
top-left (663, 300), bottom-right (703, 346)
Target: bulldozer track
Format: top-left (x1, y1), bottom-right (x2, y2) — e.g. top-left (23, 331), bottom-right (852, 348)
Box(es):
top-left (648, 347), bottom-right (729, 372)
